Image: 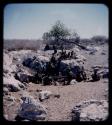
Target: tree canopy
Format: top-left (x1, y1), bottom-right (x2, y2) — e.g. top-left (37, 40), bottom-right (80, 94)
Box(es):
top-left (42, 20), bottom-right (71, 42)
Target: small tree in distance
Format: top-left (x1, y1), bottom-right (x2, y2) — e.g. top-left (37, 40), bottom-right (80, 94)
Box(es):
top-left (42, 32), bottom-right (51, 43)
top-left (42, 20), bottom-right (71, 43)
top-left (50, 20), bottom-right (70, 42)
top-left (42, 20), bottom-right (80, 48)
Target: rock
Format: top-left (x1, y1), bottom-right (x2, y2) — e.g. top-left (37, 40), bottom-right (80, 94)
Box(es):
top-left (72, 47), bottom-right (80, 52)
top-left (102, 69), bottom-right (109, 79)
top-left (101, 52), bottom-right (106, 55)
top-left (3, 87), bottom-right (9, 95)
top-left (17, 94), bottom-right (47, 121)
top-left (23, 55), bottom-right (49, 72)
top-left (6, 95), bottom-right (16, 102)
top-left (71, 100), bottom-right (108, 121)
top-left (60, 59), bottom-right (79, 74)
top-left (70, 79), bottom-right (77, 85)
top-left (92, 65), bottom-right (103, 70)
top-left (97, 67), bottom-right (109, 79)
top-left (89, 51), bottom-right (95, 55)
top-left (39, 91), bottom-right (52, 101)
top-left (3, 53), bottom-right (12, 66)
top-left (53, 94), bottom-right (60, 98)
top-left (4, 114), bottom-right (9, 120)
top-left (3, 76), bottom-right (22, 92)
top-left (54, 81), bottom-right (60, 86)
top-left (18, 83), bottom-right (26, 89)
top-left (75, 54), bottom-right (86, 62)
top-left (36, 89), bottom-right (42, 92)
top-left (14, 72), bottom-right (31, 83)
top-left (86, 46), bottom-right (100, 52)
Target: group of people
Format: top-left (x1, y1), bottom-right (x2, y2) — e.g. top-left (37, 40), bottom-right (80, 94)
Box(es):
top-left (34, 44), bottom-right (100, 85)
top-left (41, 45), bottom-right (87, 85)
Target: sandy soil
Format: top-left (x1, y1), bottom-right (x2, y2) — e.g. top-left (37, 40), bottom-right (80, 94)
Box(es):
top-left (3, 79), bottom-right (108, 121)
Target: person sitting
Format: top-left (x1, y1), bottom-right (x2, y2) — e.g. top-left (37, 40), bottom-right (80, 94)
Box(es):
top-left (44, 44), bottom-right (50, 51)
top-left (53, 45), bottom-right (57, 54)
top-left (67, 52), bottom-right (71, 59)
top-left (91, 69), bottom-right (100, 81)
top-left (70, 51), bottom-right (74, 58)
top-left (66, 66), bottom-right (74, 85)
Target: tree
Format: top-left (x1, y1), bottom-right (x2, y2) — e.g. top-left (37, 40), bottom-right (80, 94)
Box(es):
top-left (42, 20), bottom-right (70, 43)
top-left (50, 20), bottom-right (70, 42)
top-left (42, 20), bottom-right (80, 47)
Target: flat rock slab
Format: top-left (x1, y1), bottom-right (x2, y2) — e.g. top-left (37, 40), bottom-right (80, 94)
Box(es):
top-left (71, 99), bottom-right (108, 121)
top-left (17, 94), bottom-right (47, 121)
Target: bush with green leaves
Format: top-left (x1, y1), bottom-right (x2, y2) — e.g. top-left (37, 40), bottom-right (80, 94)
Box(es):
top-left (42, 20), bottom-right (78, 43)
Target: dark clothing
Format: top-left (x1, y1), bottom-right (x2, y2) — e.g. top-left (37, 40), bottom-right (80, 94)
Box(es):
top-left (43, 75), bottom-right (52, 85)
top-left (53, 45), bottom-right (57, 54)
top-left (44, 44), bottom-right (50, 51)
top-left (66, 68), bottom-right (74, 84)
top-left (50, 55), bottom-right (56, 64)
top-left (92, 72), bottom-right (100, 81)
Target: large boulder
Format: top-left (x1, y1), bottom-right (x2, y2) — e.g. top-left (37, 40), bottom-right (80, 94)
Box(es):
top-left (16, 94), bottom-right (47, 121)
top-left (23, 56), bottom-right (49, 72)
top-left (39, 90), bottom-right (52, 101)
top-left (3, 76), bottom-right (25, 92)
top-left (14, 72), bottom-right (32, 83)
top-left (60, 60), bottom-right (85, 76)
top-left (92, 65), bottom-right (109, 79)
top-left (71, 100), bottom-right (108, 121)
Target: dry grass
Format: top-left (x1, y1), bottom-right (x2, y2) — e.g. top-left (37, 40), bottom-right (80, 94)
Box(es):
top-left (4, 39), bottom-right (43, 51)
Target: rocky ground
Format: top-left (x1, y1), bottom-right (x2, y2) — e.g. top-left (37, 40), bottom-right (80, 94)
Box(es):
top-left (3, 42), bottom-right (109, 121)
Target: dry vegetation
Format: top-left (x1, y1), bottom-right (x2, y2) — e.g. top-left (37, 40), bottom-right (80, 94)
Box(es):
top-left (4, 39), bottom-right (43, 51)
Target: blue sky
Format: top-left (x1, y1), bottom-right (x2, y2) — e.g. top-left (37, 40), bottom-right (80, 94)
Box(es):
top-left (4, 3), bottom-right (108, 39)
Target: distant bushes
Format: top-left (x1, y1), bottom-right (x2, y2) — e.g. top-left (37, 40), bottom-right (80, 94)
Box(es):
top-left (79, 36), bottom-right (108, 46)
top-left (4, 39), bottom-right (43, 51)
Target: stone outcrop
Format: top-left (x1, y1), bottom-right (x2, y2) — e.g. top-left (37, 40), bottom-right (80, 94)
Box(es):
top-left (3, 76), bottom-right (25, 92)
top-left (16, 94), bottom-right (47, 121)
top-left (71, 99), bottom-right (108, 121)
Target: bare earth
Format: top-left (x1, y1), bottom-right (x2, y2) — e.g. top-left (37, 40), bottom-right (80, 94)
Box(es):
top-left (3, 79), bottom-right (108, 121)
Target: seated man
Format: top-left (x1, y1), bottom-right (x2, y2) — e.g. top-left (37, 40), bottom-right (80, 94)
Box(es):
top-left (66, 67), bottom-right (74, 85)
top-left (91, 69), bottom-right (100, 81)
top-left (44, 44), bottom-right (50, 51)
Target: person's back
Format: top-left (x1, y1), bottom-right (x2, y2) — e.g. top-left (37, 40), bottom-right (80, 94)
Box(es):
top-left (66, 67), bottom-right (74, 84)
top-left (44, 44), bottom-right (50, 51)
top-left (50, 54), bottom-right (56, 64)
top-left (70, 51), bottom-right (74, 58)
top-left (53, 45), bottom-right (57, 54)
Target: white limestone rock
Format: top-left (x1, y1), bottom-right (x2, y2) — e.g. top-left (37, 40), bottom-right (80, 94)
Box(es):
top-left (71, 100), bottom-right (108, 121)
top-left (39, 90), bottom-right (52, 101)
